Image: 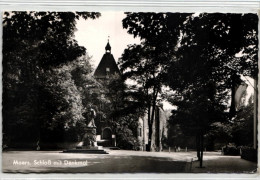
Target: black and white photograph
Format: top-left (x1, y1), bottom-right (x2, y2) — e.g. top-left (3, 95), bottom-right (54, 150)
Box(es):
top-left (2, 11), bottom-right (258, 174)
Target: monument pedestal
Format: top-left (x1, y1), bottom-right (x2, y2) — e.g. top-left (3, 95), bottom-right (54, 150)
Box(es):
top-left (63, 127), bottom-right (108, 154)
top-left (76, 145), bottom-right (103, 150)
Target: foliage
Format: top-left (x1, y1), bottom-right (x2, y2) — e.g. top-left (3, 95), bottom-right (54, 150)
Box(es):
top-left (222, 143), bottom-right (240, 156)
top-left (115, 116), bottom-right (139, 150)
top-left (241, 146), bottom-right (257, 162)
top-left (123, 12), bottom-right (191, 57)
top-left (122, 13), bottom-right (195, 151)
top-left (122, 12), bottom-right (257, 163)
top-left (166, 13), bottom-right (257, 167)
top-left (119, 42), bottom-right (167, 151)
top-left (3, 11), bottom-right (100, 145)
top-left (101, 74), bottom-right (141, 149)
top-left (231, 96), bottom-right (254, 146)
top-left (205, 94), bottom-right (254, 150)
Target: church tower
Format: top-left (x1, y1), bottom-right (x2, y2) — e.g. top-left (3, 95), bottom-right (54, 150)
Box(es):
top-left (94, 40), bottom-right (120, 79)
top-left (93, 39), bottom-right (120, 148)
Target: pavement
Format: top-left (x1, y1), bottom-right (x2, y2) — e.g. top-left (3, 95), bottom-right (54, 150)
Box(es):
top-left (2, 150), bottom-right (257, 174)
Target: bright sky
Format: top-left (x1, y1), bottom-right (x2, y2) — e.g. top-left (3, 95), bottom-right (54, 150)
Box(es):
top-left (241, 76), bottom-right (255, 103)
top-left (75, 11), bottom-right (140, 68)
top-left (75, 12), bottom-right (177, 110)
top-left (74, 11), bottom-right (255, 110)
top-left (74, 12), bottom-right (175, 110)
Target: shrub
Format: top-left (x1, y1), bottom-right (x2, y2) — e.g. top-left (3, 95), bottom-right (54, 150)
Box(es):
top-left (240, 146), bottom-right (257, 162)
top-left (222, 144), bottom-right (240, 156)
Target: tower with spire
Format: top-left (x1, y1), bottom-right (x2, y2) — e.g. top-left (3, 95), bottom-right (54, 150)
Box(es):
top-left (91, 38), bottom-right (120, 148)
top-left (94, 39), bottom-right (120, 79)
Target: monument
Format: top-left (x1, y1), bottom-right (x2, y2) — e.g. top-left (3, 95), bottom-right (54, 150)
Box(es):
top-left (63, 108), bottom-right (108, 154)
top-left (80, 107), bottom-right (97, 148)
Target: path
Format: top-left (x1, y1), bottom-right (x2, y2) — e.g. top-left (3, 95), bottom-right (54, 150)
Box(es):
top-left (2, 150), bottom-right (257, 173)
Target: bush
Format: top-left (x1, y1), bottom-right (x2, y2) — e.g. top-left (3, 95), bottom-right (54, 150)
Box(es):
top-left (222, 144), bottom-right (240, 156)
top-left (240, 146), bottom-right (257, 162)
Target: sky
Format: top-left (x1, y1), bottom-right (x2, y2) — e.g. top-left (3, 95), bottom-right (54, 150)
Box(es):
top-left (74, 11), bottom-right (255, 110)
top-left (74, 12), bottom-right (140, 68)
top-left (74, 11), bottom-right (174, 110)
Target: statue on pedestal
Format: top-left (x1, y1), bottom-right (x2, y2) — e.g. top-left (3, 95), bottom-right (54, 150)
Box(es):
top-left (87, 108), bottom-right (96, 128)
top-left (82, 107), bottom-right (97, 147)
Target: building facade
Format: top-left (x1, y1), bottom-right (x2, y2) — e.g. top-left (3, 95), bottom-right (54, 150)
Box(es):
top-left (137, 106), bottom-right (169, 151)
top-left (93, 41), bottom-right (169, 150)
top-left (93, 41), bottom-right (120, 147)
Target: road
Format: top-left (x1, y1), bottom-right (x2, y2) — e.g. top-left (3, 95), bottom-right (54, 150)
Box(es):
top-left (2, 150), bottom-right (257, 173)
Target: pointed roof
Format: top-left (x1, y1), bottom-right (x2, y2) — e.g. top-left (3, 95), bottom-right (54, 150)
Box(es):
top-left (105, 42), bottom-right (111, 52)
top-left (94, 42), bottom-right (120, 79)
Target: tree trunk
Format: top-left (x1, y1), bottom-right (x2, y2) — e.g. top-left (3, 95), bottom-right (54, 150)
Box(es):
top-left (149, 101), bottom-right (156, 151)
top-left (196, 133), bottom-right (201, 160)
top-left (147, 92), bottom-right (158, 151)
top-left (147, 124), bottom-right (153, 151)
top-left (147, 106), bottom-right (151, 151)
top-left (199, 133), bottom-right (204, 168)
top-left (229, 71), bottom-right (242, 119)
top-left (229, 81), bottom-right (237, 119)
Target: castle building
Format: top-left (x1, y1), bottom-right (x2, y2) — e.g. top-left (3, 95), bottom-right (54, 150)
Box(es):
top-left (137, 106), bottom-right (169, 151)
top-left (93, 40), bottom-right (168, 150)
top-left (94, 41), bottom-right (120, 80)
top-left (93, 41), bottom-right (120, 147)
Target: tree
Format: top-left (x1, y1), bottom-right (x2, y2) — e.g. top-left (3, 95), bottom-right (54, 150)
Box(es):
top-left (167, 13), bottom-right (257, 167)
top-left (168, 81), bottom-right (228, 165)
top-left (174, 13), bottom-right (258, 119)
top-left (119, 42), bottom-right (168, 151)
top-left (99, 73), bottom-right (142, 149)
top-left (2, 11), bottom-right (100, 146)
top-left (231, 95), bottom-right (254, 146)
top-left (122, 12), bottom-right (257, 165)
top-left (121, 13), bottom-right (193, 151)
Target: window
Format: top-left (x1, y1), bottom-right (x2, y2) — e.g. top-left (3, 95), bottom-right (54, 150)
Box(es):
top-left (138, 128), bottom-right (142, 137)
top-left (106, 67), bottom-right (110, 78)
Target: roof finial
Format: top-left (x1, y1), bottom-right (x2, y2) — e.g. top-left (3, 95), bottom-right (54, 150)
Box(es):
top-left (105, 36), bottom-right (111, 53)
